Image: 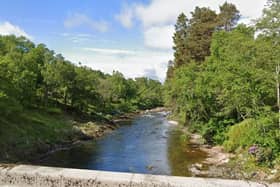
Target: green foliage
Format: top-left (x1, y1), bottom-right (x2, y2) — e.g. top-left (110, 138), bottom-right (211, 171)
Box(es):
top-left (170, 3), bottom-right (241, 72)
top-left (0, 108), bottom-right (76, 161)
top-left (223, 115), bottom-right (279, 165)
top-left (165, 1), bottom-right (280, 166)
top-left (201, 118), bottom-right (235, 145)
top-left (255, 147), bottom-right (273, 164)
top-left (256, 0), bottom-right (280, 36)
top-left (217, 2), bottom-right (240, 31)
top-left (45, 107), bottom-right (62, 115)
top-left (166, 24), bottom-right (278, 126)
top-left (0, 34), bottom-right (164, 161)
top-left (186, 7), bottom-right (218, 62)
top-left (223, 119), bottom-right (260, 152)
top-left (134, 77), bottom-right (163, 110)
top-left (0, 91), bottom-right (22, 117)
top-left (173, 13), bottom-right (189, 68)
top-left (0, 35), bottom-right (163, 119)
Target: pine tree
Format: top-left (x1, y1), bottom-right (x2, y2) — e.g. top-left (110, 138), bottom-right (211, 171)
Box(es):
top-left (173, 13), bottom-right (189, 67)
top-left (166, 60), bottom-right (175, 79)
top-left (186, 7), bottom-right (218, 62)
top-left (218, 2), bottom-right (240, 31)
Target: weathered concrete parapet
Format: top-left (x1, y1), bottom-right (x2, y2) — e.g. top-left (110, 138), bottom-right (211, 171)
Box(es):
top-left (0, 165), bottom-right (279, 187)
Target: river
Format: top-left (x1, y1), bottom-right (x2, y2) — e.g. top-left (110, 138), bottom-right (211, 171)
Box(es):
top-left (36, 112), bottom-right (207, 176)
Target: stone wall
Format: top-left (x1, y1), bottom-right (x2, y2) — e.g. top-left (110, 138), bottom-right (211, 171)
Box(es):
top-left (0, 165), bottom-right (278, 187)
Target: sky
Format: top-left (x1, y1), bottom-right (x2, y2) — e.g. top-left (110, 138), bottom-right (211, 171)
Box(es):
top-left (0, 0), bottom-right (267, 82)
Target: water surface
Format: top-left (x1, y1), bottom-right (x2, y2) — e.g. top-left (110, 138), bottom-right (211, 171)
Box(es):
top-left (37, 112), bottom-right (207, 176)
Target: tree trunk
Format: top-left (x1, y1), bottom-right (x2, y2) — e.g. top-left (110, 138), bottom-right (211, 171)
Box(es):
top-left (276, 64), bottom-right (280, 129)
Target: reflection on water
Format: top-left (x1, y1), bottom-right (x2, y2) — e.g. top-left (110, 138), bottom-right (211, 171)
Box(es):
top-left (36, 112), bottom-right (207, 176)
top-left (167, 129), bottom-right (207, 176)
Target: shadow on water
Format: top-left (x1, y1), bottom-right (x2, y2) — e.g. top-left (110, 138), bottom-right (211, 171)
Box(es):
top-left (35, 142), bottom-right (100, 169)
top-left (167, 129), bottom-right (207, 176)
top-left (35, 112), bottom-right (207, 176)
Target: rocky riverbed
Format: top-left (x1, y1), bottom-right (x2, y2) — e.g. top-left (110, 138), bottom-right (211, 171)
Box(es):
top-left (187, 133), bottom-right (280, 182)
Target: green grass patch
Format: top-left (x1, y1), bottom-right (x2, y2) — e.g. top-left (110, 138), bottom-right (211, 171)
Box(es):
top-left (0, 108), bottom-right (75, 162)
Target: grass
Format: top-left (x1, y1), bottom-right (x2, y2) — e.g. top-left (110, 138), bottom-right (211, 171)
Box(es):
top-left (0, 108), bottom-right (76, 162)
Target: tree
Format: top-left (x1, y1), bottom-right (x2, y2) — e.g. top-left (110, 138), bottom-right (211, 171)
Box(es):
top-left (165, 24), bottom-right (276, 142)
top-left (0, 56), bottom-right (21, 116)
top-left (108, 71), bottom-right (128, 102)
top-left (166, 60), bottom-right (175, 79)
top-left (257, 0), bottom-right (280, 127)
top-left (0, 34), bottom-right (164, 119)
top-left (186, 7), bottom-right (218, 62)
top-left (70, 66), bottom-right (102, 112)
top-left (276, 65), bottom-right (280, 128)
top-left (1, 37), bottom-right (38, 105)
top-left (256, 0), bottom-right (280, 36)
top-left (171, 7), bottom-right (219, 70)
top-left (218, 2), bottom-right (240, 31)
top-left (135, 77), bottom-right (163, 109)
top-left (173, 13), bottom-right (189, 67)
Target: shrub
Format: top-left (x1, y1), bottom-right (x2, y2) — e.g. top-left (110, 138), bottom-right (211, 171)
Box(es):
top-left (45, 107), bottom-right (62, 115)
top-left (0, 93), bottom-right (22, 117)
top-left (255, 147), bottom-right (273, 164)
top-left (201, 118), bottom-right (234, 145)
top-left (223, 119), bottom-right (258, 152)
top-left (223, 115), bottom-right (280, 165)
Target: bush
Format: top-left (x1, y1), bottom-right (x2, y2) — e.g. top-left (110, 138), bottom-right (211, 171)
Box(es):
top-left (200, 118), bottom-right (234, 145)
top-left (223, 115), bottom-right (279, 158)
top-left (0, 93), bottom-right (22, 117)
top-left (223, 119), bottom-right (258, 152)
top-left (255, 147), bottom-right (273, 164)
top-left (114, 100), bottom-right (137, 113)
top-left (45, 107), bottom-right (62, 115)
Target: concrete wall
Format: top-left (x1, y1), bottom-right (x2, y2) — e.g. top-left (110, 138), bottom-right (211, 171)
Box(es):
top-left (0, 165), bottom-right (279, 187)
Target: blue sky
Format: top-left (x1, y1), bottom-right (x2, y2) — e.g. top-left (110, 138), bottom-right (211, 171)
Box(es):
top-left (0, 0), bottom-right (267, 81)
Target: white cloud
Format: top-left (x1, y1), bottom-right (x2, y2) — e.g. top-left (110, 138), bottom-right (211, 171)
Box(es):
top-left (57, 0), bottom-right (268, 82)
top-left (144, 25), bottom-right (174, 49)
top-left (83, 47), bottom-right (137, 55)
top-left (59, 48), bottom-right (171, 82)
top-left (64, 13), bottom-right (109, 32)
top-left (0, 21), bottom-right (32, 39)
top-left (60, 33), bottom-right (117, 45)
top-left (61, 33), bottom-right (96, 43)
top-left (115, 4), bottom-right (135, 28)
top-left (116, 0), bottom-right (267, 50)
top-left (135, 0), bottom-right (189, 28)
top-left (121, 0), bottom-right (267, 28)
top-left (143, 68), bottom-right (161, 80)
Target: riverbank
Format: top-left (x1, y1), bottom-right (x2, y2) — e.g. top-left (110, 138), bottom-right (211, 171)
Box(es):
top-left (0, 107), bottom-right (162, 164)
top-left (187, 132), bottom-right (280, 182)
top-left (0, 107), bottom-right (142, 164)
top-left (164, 110), bottom-right (280, 182)
top-left (33, 109), bottom-right (182, 173)
top-left (33, 121), bottom-right (120, 162)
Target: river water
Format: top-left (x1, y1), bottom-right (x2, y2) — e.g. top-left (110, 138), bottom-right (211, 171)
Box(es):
top-left (37, 112), bottom-right (207, 176)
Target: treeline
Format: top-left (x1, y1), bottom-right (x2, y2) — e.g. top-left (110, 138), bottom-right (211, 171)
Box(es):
top-left (0, 35), bottom-right (163, 119)
top-left (165, 0), bottom-right (280, 166)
